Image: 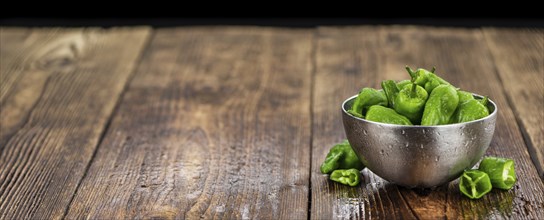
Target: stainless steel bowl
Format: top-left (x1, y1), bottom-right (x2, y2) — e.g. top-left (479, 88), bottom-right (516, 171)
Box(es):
top-left (342, 94), bottom-right (497, 188)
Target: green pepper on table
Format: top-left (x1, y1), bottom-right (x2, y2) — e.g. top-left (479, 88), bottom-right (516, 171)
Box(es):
top-left (330, 168), bottom-right (362, 186)
top-left (459, 170), bottom-right (493, 199)
top-left (479, 157), bottom-right (516, 190)
top-left (320, 140), bottom-right (365, 174)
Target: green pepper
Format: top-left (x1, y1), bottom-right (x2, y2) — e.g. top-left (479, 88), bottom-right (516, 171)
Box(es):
top-left (365, 105), bottom-right (413, 125)
top-left (320, 140), bottom-right (365, 174)
top-left (348, 88), bottom-right (388, 118)
top-left (396, 80), bottom-right (412, 90)
top-left (330, 168), bottom-right (361, 186)
top-left (451, 97), bottom-right (489, 123)
top-left (381, 80), bottom-right (400, 108)
top-left (457, 90), bottom-right (474, 103)
top-left (394, 82), bottom-right (428, 124)
top-left (459, 170), bottom-right (493, 199)
top-left (478, 157), bottom-right (516, 190)
top-left (421, 84), bottom-right (459, 125)
top-left (406, 66), bottom-right (450, 93)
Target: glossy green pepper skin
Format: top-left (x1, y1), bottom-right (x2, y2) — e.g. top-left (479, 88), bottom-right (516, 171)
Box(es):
top-left (366, 105), bottom-right (413, 125)
top-left (451, 96), bottom-right (489, 123)
top-left (330, 168), bottom-right (361, 186)
top-left (396, 80), bottom-right (412, 90)
top-left (406, 66), bottom-right (450, 93)
top-left (320, 140), bottom-right (365, 174)
top-left (381, 80), bottom-right (400, 108)
top-left (479, 157), bottom-right (516, 190)
top-left (421, 84), bottom-right (459, 125)
top-left (457, 90), bottom-right (474, 103)
top-left (460, 170), bottom-right (492, 199)
top-left (394, 83), bottom-right (428, 124)
top-left (348, 88), bottom-right (388, 118)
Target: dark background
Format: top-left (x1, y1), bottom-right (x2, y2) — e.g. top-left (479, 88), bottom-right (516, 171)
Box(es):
top-left (2, 18), bottom-right (544, 28)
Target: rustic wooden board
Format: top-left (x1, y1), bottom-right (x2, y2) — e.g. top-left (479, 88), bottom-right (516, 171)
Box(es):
top-left (1, 28), bottom-right (51, 147)
top-left (0, 28), bottom-right (150, 219)
top-left (483, 28), bottom-right (544, 179)
top-left (311, 26), bottom-right (544, 219)
top-left (65, 27), bottom-right (313, 219)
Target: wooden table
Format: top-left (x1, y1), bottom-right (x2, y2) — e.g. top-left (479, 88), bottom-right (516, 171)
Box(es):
top-left (1, 26), bottom-right (543, 219)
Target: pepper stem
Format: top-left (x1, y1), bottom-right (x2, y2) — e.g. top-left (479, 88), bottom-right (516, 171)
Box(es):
top-left (405, 65), bottom-right (417, 79)
top-left (411, 82), bottom-right (418, 95)
top-left (431, 67), bottom-right (436, 73)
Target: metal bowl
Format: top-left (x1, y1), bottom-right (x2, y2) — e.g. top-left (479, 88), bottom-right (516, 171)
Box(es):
top-left (342, 94), bottom-right (497, 188)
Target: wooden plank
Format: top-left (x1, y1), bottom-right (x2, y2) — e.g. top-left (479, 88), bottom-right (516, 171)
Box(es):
top-left (311, 26), bottom-right (544, 219)
top-left (0, 27), bottom-right (49, 146)
top-left (483, 28), bottom-right (544, 179)
top-left (311, 26), bottom-right (418, 220)
top-left (0, 27), bottom-right (150, 219)
top-left (65, 27), bottom-right (313, 219)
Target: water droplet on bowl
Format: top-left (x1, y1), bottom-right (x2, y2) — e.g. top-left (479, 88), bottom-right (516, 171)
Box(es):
top-left (380, 149), bottom-right (385, 155)
top-left (420, 144), bottom-right (424, 149)
top-left (401, 130), bottom-right (406, 135)
top-left (363, 130), bottom-right (368, 135)
top-left (435, 156), bottom-right (440, 162)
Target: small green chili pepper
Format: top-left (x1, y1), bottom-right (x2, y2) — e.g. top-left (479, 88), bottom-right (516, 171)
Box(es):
top-left (459, 170), bottom-right (492, 199)
top-left (320, 140), bottom-right (365, 174)
top-left (421, 84), bottom-right (459, 125)
top-left (396, 80), bottom-right (412, 90)
top-left (478, 157), bottom-right (516, 190)
top-left (330, 168), bottom-right (361, 186)
top-left (365, 105), bottom-right (413, 125)
top-left (406, 66), bottom-right (450, 93)
top-left (394, 82), bottom-right (428, 124)
top-left (451, 97), bottom-right (490, 123)
top-left (348, 88), bottom-right (388, 118)
top-left (457, 90), bottom-right (474, 103)
top-left (381, 80), bottom-right (400, 108)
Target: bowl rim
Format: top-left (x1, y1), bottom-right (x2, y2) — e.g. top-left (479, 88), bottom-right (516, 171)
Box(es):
top-left (342, 93), bottom-right (497, 128)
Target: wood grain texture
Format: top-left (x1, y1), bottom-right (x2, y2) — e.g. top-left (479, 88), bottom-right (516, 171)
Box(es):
top-left (1, 27), bottom-right (52, 147)
top-left (311, 26), bottom-right (544, 219)
top-left (483, 28), bottom-right (544, 179)
top-left (0, 27), bottom-right (150, 219)
top-left (311, 27), bottom-right (419, 220)
top-left (65, 27), bottom-right (313, 219)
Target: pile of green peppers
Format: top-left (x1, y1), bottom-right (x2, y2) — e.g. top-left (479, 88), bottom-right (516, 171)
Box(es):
top-left (348, 66), bottom-right (490, 125)
top-left (460, 157), bottom-right (517, 199)
top-left (323, 66), bottom-right (517, 194)
top-left (320, 140), bottom-right (364, 186)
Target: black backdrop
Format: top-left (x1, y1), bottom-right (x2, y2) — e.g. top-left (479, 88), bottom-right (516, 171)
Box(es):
top-left (1, 18), bottom-right (543, 28)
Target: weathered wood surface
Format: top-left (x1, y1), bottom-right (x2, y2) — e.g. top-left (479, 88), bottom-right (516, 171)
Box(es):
top-left (310, 26), bottom-right (544, 219)
top-left (64, 27), bottom-right (313, 219)
top-left (483, 28), bottom-right (544, 179)
top-left (1, 26), bottom-right (542, 219)
top-left (0, 27), bottom-right (150, 219)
